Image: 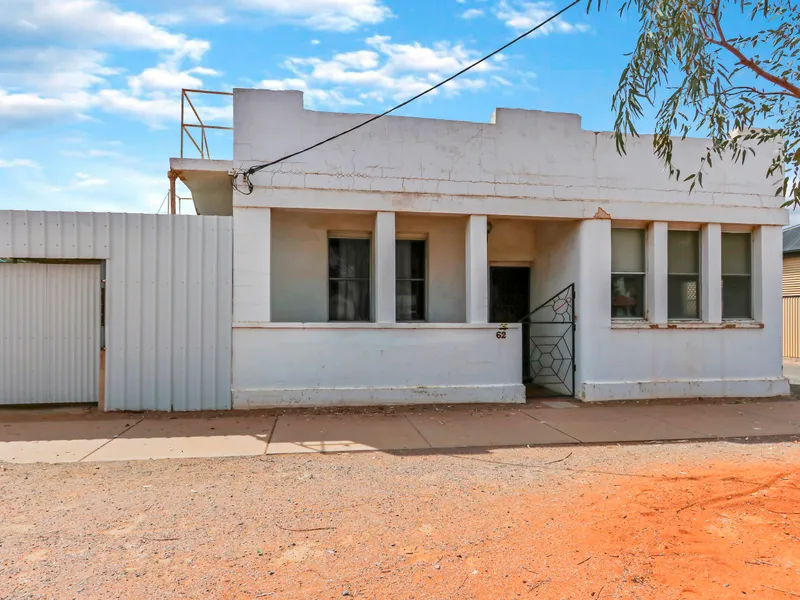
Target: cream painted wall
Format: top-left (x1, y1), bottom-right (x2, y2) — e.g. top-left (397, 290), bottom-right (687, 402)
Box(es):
top-left (488, 219), bottom-right (537, 264)
top-left (271, 210), bottom-right (469, 323)
top-left (531, 220), bottom-right (581, 308)
top-left (271, 210), bottom-right (375, 322)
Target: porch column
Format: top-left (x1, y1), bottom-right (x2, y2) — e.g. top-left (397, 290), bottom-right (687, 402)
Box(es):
top-left (465, 215), bottom-right (489, 323)
top-left (701, 224), bottom-right (722, 323)
top-left (647, 221), bottom-right (668, 323)
top-left (233, 207), bottom-right (271, 322)
top-left (754, 225), bottom-right (782, 324)
top-left (374, 211), bottom-right (396, 323)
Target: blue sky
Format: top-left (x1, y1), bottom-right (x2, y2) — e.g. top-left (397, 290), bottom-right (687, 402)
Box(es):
top-left (0, 0), bottom-right (784, 217)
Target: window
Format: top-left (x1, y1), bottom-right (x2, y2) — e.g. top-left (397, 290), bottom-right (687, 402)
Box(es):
top-left (668, 230), bottom-right (700, 319)
top-left (611, 228), bottom-right (645, 318)
top-left (328, 237), bottom-right (370, 321)
top-left (722, 232), bottom-right (752, 319)
top-left (396, 239), bottom-right (426, 321)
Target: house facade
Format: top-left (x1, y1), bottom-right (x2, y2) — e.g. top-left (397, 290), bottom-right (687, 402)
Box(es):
top-left (171, 88), bottom-right (789, 408)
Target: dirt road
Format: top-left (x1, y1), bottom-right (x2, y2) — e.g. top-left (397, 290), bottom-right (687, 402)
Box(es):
top-left (2, 440), bottom-right (799, 599)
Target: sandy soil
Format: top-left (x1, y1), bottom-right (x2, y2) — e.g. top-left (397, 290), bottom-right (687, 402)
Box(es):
top-left (2, 440), bottom-right (799, 599)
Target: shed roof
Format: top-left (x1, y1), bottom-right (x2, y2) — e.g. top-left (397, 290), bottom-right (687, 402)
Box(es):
top-left (785, 225), bottom-right (800, 254)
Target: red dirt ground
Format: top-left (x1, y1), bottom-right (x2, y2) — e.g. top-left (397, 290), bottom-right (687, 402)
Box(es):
top-left (2, 442), bottom-right (799, 599)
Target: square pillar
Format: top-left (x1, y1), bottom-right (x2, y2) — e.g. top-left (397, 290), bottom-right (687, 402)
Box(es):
top-left (701, 223), bottom-right (722, 323)
top-left (754, 225), bottom-right (782, 324)
top-left (647, 221), bottom-right (668, 323)
top-left (233, 207), bottom-right (271, 323)
top-left (466, 215), bottom-right (489, 323)
top-left (374, 211), bottom-right (396, 323)
top-left (576, 219), bottom-right (611, 394)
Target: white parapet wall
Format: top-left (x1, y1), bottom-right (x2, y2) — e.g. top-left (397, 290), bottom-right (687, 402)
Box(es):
top-left (231, 323), bottom-right (524, 408)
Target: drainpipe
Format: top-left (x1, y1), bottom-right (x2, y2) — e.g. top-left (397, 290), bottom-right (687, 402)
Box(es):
top-left (168, 170), bottom-right (178, 215)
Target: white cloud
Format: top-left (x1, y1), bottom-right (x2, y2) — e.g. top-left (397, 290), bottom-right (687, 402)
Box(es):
top-left (0, 158), bottom-right (39, 168)
top-left (3, 161), bottom-right (169, 212)
top-left (1, 0), bottom-right (210, 61)
top-left (0, 1), bottom-right (218, 131)
top-left (61, 148), bottom-right (122, 159)
top-left (94, 89), bottom-right (180, 126)
top-left (235, 0), bottom-right (391, 31)
top-left (154, 5), bottom-right (229, 26)
top-left (262, 35), bottom-right (503, 107)
top-left (128, 68), bottom-right (203, 96)
top-left (0, 48), bottom-right (119, 95)
top-left (0, 89), bottom-right (93, 131)
top-left (73, 172), bottom-right (109, 187)
top-left (462, 8), bottom-right (485, 19)
top-left (495, 1), bottom-right (590, 34)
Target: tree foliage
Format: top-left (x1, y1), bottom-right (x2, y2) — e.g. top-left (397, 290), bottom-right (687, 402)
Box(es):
top-left (601, 0), bottom-right (800, 204)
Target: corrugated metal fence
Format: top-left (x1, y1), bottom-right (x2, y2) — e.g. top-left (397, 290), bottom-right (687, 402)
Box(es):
top-left (0, 263), bottom-right (100, 404)
top-left (0, 211), bottom-right (232, 411)
top-left (784, 296), bottom-right (800, 359)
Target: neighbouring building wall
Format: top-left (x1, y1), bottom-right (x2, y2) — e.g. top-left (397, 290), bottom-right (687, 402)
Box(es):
top-left (0, 211), bottom-right (233, 411)
top-left (783, 253), bottom-right (800, 358)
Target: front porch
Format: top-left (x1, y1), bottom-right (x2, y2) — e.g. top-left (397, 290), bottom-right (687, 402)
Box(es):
top-left (232, 208), bottom-right (580, 408)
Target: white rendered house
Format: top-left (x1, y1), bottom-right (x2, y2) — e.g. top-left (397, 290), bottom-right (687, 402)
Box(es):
top-left (172, 88), bottom-right (790, 408)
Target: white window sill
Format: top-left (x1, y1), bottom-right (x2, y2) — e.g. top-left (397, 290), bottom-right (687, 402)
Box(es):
top-left (611, 320), bottom-right (764, 330)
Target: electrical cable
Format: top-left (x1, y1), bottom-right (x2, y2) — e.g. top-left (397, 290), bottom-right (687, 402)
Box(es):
top-left (234, 0), bottom-right (582, 194)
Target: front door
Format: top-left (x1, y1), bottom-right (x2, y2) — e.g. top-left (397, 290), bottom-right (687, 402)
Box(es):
top-left (490, 267), bottom-right (531, 380)
top-left (489, 266), bottom-right (531, 323)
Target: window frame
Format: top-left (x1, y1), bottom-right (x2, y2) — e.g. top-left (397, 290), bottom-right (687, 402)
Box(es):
top-left (721, 231), bottom-right (753, 321)
top-left (327, 233), bottom-right (372, 323)
top-left (667, 228), bottom-right (702, 321)
top-left (610, 227), bottom-right (647, 320)
top-left (395, 235), bottom-right (428, 323)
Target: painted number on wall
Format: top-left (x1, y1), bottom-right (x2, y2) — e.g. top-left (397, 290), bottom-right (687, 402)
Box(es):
top-left (496, 323), bottom-right (508, 339)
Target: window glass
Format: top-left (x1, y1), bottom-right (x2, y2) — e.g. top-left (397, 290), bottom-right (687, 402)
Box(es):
top-left (722, 232), bottom-right (752, 319)
top-left (668, 230), bottom-right (700, 274)
top-left (668, 230), bottom-right (700, 319)
top-left (611, 228), bottom-right (645, 273)
top-left (328, 238), bottom-right (370, 321)
top-left (396, 239), bottom-right (426, 321)
top-left (611, 228), bottom-right (645, 319)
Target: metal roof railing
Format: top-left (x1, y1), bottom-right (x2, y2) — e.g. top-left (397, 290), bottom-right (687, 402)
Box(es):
top-left (180, 89), bottom-right (233, 159)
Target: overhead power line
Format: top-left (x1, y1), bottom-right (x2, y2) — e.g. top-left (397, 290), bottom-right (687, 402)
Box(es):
top-left (234, 0), bottom-right (582, 194)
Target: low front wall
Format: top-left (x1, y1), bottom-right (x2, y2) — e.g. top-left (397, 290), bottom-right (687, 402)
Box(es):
top-left (231, 323), bottom-right (524, 408)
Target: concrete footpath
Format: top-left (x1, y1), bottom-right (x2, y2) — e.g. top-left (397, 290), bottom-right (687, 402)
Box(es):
top-left (1, 398), bottom-right (799, 464)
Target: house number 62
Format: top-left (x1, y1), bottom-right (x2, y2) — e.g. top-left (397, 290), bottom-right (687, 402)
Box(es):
top-left (496, 324), bottom-right (508, 339)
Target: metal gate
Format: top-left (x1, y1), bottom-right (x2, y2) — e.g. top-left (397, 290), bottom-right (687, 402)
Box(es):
top-left (519, 284), bottom-right (576, 397)
top-left (0, 262), bottom-right (101, 405)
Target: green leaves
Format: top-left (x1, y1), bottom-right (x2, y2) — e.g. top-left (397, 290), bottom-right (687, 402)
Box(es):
top-left (595, 0), bottom-right (800, 205)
